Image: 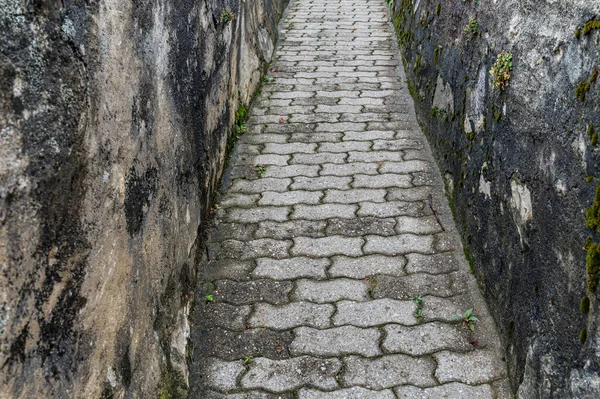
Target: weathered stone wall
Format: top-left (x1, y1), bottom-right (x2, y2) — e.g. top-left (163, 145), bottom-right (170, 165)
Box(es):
top-left (390, 0), bottom-right (600, 397)
top-left (0, 0), bottom-right (286, 397)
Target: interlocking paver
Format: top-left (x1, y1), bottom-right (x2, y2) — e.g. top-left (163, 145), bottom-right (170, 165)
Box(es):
top-left (191, 0), bottom-right (509, 396)
top-left (341, 354), bottom-right (437, 389)
top-left (294, 278), bottom-right (370, 303)
top-left (290, 326), bottom-right (381, 357)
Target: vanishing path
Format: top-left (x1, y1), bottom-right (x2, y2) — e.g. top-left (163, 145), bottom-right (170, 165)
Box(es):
top-left (189, 0), bottom-right (510, 397)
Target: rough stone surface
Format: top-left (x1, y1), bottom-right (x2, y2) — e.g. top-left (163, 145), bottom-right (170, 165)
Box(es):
top-left (391, 0), bottom-right (600, 395)
top-left (394, 383), bottom-right (494, 399)
top-left (0, 0), bottom-right (288, 396)
top-left (189, 0), bottom-right (509, 397)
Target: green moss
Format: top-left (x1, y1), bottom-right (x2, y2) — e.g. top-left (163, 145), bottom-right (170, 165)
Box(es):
top-left (466, 131), bottom-right (476, 141)
top-left (585, 185), bottom-right (600, 232)
top-left (588, 124), bottom-right (595, 140)
top-left (583, 20), bottom-right (600, 36)
top-left (580, 328), bottom-right (588, 344)
top-left (586, 175), bottom-right (595, 183)
top-left (584, 238), bottom-right (600, 292)
top-left (580, 296), bottom-right (590, 313)
top-left (463, 246), bottom-right (476, 274)
top-left (494, 112), bottom-right (502, 122)
top-left (575, 27), bottom-right (581, 39)
top-left (158, 368), bottom-right (188, 399)
top-left (575, 80), bottom-right (591, 102)
top-left (590, 67), bottom-right (599, 84)
top-left (436, 3), bottom-right (441, 16)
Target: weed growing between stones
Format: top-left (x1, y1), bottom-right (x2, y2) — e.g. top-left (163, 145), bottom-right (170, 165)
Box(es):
top-left (219, 9), bottom-right (234, 23)
top-left (453, 308), bottom-right (479, 331)
top-left (463, 17), bottom-right (478, 41)
top-left (255, 164), bottom-right (267, 177)
top-left (409, 295), bottom-right (424, 321)
top-left (489, 51), bottom-right (513, 91)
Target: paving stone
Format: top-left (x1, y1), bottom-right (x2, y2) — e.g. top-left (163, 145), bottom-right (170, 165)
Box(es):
top-left (294, 278), bottom-right (370, 303)
top-left (219, 193), bottom-right (260, 208)
top-left (395, 215), bottom-right (443, 234)
top-left (323, 189), bottom-right (386, 204)
top-left (318, 141), bottom-right (372, 153)
top-left (291, 152), bottom-right (347, 164)
top-left (292, 236), bottom-right (364, 257)
top-left (264, 142), bottom-right (317, 154)
top-left (292, 204), bottom-right (357, 220)
top-left (290, 326), bottom-right (381, 357)
top-left (195, 303), bottom-right (251, 330)
top-left (219, 239), bottom-right (292, 260)
top-left (372, 138), bottom-right (422, 150)
top-left (210, 223), bottom-right (257, 242)
top-left (394, 383), bottom-right (494, 399)
top-left (290, 132), bottom-right (343, 143)
top-left (343, 130), bottom-right (395, 141)
top-left (199, 358), bottom-right (245, 391)
top-left (292, 175), bottom-right (352, 190)
top-left (229, 178), bottom-right (291, 193)
top-left (405, 252), bottom-right (460, 274)
top-left (253, 257), bottom-right (329, 280)
top-left (320, 162), bottom-right (379, 176)
top-left (434, 350), bottom-right (507, 385)
top-left (264, 165), bottom-right (320, 178)
top-left (315, 122), bottom-right (366, 132)
top-left (341, 354), bottom-right (437, 389)
top-left (196, 327), bottom-right (294, 361)
top-left (200, 391), bottom-right (293, 399)
top-left (325, 217), bottom-right (396, 236)
top-left (382, 322), bottom-right (472, 356)
top-left (213, 279), bottom-right (293, 305)
top-left (333, 299), bottom-right (417, 327)
top-left (204, 259), bottom-right (256, 281)
top-left (348, 150), bottom-right (403, 162)
top-left (241, 356), bottom-right (341, 392)
top-left (386, 186), bottom-right (434, 202)
top-left (372, 273), bottom-right (463, 299)
top-left (255, 220), bottom-right (326, 239)
top-left (379, 160), bottom-right (429, 174)
top-left (259, 191), bottom-right (323, 206)
top-left (363, 234), bottom-right (434, 255)
top-left (298, 387), bottom-right (395, 399)
top-left (353, 173), bottom-right (412, 189)
top-left (237, 154), bottom-right (291, 166)
top-left (225, 207), bottom-right (290, 223)
top-left (249, 302), bottom-right (334, 330)
top-left (242, 133), bottom-right (290, 144)
top-left (329, 255), bottom-right (406, 278)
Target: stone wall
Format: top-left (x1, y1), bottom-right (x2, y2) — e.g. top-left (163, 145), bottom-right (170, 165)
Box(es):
top-left (0, 0), bottom-right (286, 397)
top-left (390, 0), bottom-right (600, 397)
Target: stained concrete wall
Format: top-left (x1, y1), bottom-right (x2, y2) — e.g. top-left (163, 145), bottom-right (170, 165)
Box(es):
top-left (390, 0), bottom-right (600, 397)
top-left (0, 0), bottom-right (286, 397)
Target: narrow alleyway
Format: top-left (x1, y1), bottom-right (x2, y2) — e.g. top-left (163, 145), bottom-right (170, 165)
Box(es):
top-left (189, 0), bottom-right (510, 397)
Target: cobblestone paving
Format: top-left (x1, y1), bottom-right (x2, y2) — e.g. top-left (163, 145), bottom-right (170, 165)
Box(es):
top-left (189, 0), bottom-right (511, 397)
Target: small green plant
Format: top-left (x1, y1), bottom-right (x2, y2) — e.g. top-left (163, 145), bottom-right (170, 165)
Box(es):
top-left (453, 308), bottom-right (479, 331)
top-left (255, 164), bottom-right (267, 177)
top-left (263, 74), bottom-right (272, 83)
top-left (463, 17), bottom-right (478, 41)
top-left (387, 0), bottom-right (394, 7)
top-left (204, 294), bottom-right (213, 303)
top-left (431, 107), bottom-right (446, 118)
top-left (365, 276), bottom-right (377, 294)
top-left (583, 20), bottom-right (600, 36)
top-left (288, 21), bottom-right (295, 29)
top-left (220, 10), bottom-right (234, 23)
top-left (244, 356), bottom-right (254, 365)
top-left (409, 295), bottom-right (424, 321)
top-left (489, 51), bottom-right (513, 91)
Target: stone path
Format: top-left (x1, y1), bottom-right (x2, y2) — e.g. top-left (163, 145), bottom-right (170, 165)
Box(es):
top-left (189, 0), bottom-right (510, 397)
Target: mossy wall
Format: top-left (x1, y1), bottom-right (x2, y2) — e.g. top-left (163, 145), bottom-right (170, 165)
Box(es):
top-left (0, 0), bottom-right (287, 397)
top-left (390, 0), bottom-right (600, 396)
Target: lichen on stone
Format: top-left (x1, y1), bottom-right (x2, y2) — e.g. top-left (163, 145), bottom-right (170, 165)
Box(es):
top-left (584, 237), bottom-right (600, 293)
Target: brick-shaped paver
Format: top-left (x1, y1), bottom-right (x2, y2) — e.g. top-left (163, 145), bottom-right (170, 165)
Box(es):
top-left (294, 278), bottom-right (370, 303)
top-left (394, 383), bottom-right (494, 399)
top-left (249, 302), bottom-right (334, 330)
top-left (290, 326), bottom-right (381, 357)
top-left (341, 355), bottom-right (437, 389)
top-left (191, 0), bottom-right (509, 396)
top-left (241, 356), bottom-right (341, 392)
